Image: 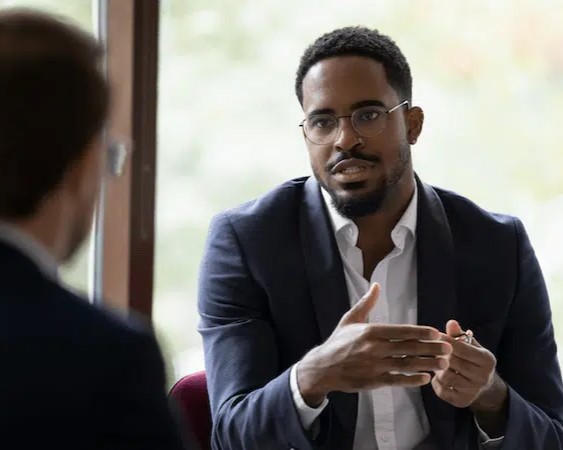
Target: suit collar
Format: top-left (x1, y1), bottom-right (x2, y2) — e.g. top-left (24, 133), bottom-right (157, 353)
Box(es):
top-left (0, 239), bottom-right (46, 289)
top-left (0, 222), bottom-right (59, 280)
top-left (300, 177), bottom-right (351, 343)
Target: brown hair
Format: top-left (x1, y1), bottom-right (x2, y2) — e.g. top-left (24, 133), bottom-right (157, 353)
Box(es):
top-left (0, 8), bottom-right (109, 218)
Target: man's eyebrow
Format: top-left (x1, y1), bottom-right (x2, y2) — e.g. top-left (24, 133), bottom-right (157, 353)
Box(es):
top-left (306, 100), bottom-right (387, 118)
top-left (350, 99), bottom-right (387, 109)
top-left (307, 108), bottom-right (334, 118)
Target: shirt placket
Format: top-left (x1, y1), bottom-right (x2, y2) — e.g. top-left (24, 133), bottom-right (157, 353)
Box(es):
top-left (370, 260), bottom-right (397, 450)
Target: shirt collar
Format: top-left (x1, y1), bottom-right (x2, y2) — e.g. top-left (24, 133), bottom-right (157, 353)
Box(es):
top-left (0, 222), bottom-right (59, 280)
top-left (321, 182), bottom-right (418, 248)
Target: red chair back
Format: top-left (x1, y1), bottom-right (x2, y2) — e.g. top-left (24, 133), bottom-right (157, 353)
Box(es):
top-left (169, 371), bottom-right (211, 450)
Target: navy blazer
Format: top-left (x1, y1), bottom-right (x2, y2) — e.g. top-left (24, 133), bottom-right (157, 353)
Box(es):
top-left (199, 176), bottom-right (563, 450)
top-left (0, 240), bottom-right (189, 449)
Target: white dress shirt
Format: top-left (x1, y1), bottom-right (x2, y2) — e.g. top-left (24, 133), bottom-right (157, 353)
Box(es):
top-left (0, 221), bottom-right (58, 280)
top-left (290, 184), bottom-right (503, 449)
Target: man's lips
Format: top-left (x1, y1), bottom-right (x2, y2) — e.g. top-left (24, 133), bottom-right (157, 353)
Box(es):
top-left (331, 158), bottom-right (376, 174)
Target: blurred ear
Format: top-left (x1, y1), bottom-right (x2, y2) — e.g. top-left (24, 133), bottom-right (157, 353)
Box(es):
top-left (63, 137), bottom-right (104, 201)
top-left (406, 106), bottom-right (424, 145)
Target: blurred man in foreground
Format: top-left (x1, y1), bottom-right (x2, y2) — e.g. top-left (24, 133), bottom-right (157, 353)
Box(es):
top-left (0, 8), bottom-right (190, 449)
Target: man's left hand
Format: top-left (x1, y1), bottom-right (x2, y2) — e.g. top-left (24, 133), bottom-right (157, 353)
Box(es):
top-left (432, 320), bottom-right (498, 409)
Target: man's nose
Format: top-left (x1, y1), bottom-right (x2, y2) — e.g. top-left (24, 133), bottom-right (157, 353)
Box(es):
top-left (334, 117), bottom-right (363, 152)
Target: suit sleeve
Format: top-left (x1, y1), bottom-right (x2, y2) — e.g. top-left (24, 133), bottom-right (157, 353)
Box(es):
top-left (99, 329), bottom-right (188, 450)
top-left (496, 218), bottom-right (563, 449)
top-left (198, 213), bottom-right (320, 450)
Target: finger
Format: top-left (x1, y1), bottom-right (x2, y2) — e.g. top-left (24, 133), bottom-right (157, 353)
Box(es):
top-left (442, 330), bottom-right (483, 350)
top-left (448, 354), bottom-right (495, 387)
top-left (382, 340), bottom-right (452, 358)
top-left (382, 356), bottom-right (449, 373)
top-left (440, 334), bottom-right (488, 366)
top-left (378, 372), bottom-right (432, 387)
top-left (340, 283), bottom-right (380, 325)
top-left (447, 355), bottom-right (481, 380)
top-left (470, 334), bottom-right (483, 348)
top-left (366, 324), bottom-right (441, 341)
top-left (431, 376), bottom-right (470, 408)
top-left (435, 367), bottom-right (473, 389)
top-left (446, 319), bottom-right (463, 337)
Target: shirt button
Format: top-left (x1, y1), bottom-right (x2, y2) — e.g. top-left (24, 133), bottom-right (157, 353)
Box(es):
top-left (381, 435), bottom-right (390, 443)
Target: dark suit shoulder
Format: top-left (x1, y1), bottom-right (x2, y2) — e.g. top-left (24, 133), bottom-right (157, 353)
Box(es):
top-left (431, 185), bottom-right (522, 291)
top-left (216, 177), bottom-right (308, 229)
top-left (433, 185), bottom-right (518, 233)
top-left (203, 177), bottom-right (310, 288)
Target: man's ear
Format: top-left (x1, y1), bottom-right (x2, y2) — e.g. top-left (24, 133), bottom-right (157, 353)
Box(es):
top-left (406, 106), bottom-right (424, 145)
top-left (62, 138), bottom-right (103, 200)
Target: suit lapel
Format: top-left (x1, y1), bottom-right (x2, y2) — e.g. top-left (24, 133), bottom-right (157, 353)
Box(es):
top-left (416, 177), bottom-right (460, 449)
top-left (299, 177), bottom-right (358, 437)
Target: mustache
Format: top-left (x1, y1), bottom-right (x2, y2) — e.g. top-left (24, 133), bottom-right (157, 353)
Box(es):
top-left (326, 150), bottom-right (381, 172)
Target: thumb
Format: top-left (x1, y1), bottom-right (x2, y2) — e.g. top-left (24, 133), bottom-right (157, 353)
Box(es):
top-left (340, 283), bottom-right (380, 326)
top-left (446, 319), bottom-right (464, 337)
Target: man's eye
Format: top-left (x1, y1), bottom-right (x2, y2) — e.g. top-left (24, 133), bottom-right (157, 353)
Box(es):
top-left (358, 111), bottom-right (380, 121)
top-left (311, 117), bottom-right (336, 128)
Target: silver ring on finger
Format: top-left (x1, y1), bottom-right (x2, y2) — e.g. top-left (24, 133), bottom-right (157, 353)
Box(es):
top-left (455, 330), bottom-right (474, 345)
top-left (465, 330), bottom-right (474, 345)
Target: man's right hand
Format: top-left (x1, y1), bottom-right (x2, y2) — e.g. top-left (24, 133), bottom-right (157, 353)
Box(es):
top-left (296, 283), bottom-right (452, 407)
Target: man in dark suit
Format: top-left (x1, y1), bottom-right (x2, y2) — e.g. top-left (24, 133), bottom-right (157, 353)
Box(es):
top-left (199, 27), bottom-right (563, 449)
top-left (0, 9), bottom-right (192, 449)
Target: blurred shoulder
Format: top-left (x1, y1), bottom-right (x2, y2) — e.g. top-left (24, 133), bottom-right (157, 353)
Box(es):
top-left (47, 280), bottom-right (158, 353)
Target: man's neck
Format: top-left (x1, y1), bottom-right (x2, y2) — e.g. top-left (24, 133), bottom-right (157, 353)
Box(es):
top-left (354, 177), bottom-right (415, 272)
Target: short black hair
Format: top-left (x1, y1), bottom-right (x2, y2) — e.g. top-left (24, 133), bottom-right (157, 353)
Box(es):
top-left (295, 26), bottom-right (412, 105)
top-left (0, 8), bottom-right (109, 219)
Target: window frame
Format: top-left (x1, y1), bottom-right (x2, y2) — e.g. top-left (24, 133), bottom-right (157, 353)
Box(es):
top-left (95, 0), bottom-right (159, 318)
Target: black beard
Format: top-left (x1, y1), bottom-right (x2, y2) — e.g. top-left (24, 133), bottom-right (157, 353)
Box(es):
top-left (318, 143), bottom-right (411, 219)
top-left (328, 181), bottom-right (389, 218)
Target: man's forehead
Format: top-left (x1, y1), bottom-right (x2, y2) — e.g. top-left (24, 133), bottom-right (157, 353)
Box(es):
top-left (303, 55), bottom-right (386, 82)
top-left (301, 56), bottom-right (394, 112)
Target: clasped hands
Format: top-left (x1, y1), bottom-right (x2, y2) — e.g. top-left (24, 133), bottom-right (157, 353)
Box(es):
top-left (298, 283), bottom-right (498, 410)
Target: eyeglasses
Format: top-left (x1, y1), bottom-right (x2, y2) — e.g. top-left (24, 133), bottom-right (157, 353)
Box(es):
top-left (299, 100), bottom-right (409, 145)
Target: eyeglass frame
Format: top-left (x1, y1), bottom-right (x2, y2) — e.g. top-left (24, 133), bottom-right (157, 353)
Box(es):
top-left (299, 100), bottom-right (410, 145)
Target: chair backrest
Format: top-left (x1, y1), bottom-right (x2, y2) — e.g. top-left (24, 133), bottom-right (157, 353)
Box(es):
top-left (169, 371), bottom-right (211, 450)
